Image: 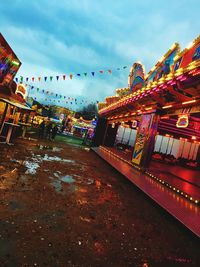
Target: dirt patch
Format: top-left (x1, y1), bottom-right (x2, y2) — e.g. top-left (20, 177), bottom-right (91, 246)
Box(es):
top-left (0, 138), bottom-right (200, 267)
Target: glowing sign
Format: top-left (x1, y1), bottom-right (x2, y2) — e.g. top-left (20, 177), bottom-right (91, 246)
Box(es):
top-left (132, 120), bottom-right (137, 128)
top-left (0, 33), bottom-right (21, 85)
top-left (128, 62), bottom-right (145, 93)
top-left (176, 115), bottom-right (189, 128)
top-left (16, 84), bottom-right (27, 100)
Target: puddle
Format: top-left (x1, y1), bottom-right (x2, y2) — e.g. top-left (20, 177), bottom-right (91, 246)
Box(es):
top-left (52, 147), bottom-right (63, 152)
top-left (24, 161), bottom-right (40, 175)
top-left (87, 178), bottom-right (94, 185)
top-left (50, 174), bottom-right (78, 195)
top-left (9, 200), bottom-right (25, 211)
top-left (37, 145), bottom-right (63, 152)
top-left (24, 154), bottom-right (75, 175)
top-left (60, 175), bottom-right (75, 183)
top-left (43, 154), bottom-right (75, 163)
top-left (51, 180), bottom-right (63, 194)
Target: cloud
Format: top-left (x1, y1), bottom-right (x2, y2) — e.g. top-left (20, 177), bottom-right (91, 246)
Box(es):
top-left (1, 0), bottom-right (199, 110)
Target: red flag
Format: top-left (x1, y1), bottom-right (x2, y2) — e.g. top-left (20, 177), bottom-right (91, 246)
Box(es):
top-left (38, 77), bottom-right (41, 82)
top-left (32, 77), bottom-right (35, 82)
top-left (99, 70), bottom-right (104, 73)
top-left (63, 75), bottom-right (66, 80)
top-left (70, 74), bottom-right (73, 79)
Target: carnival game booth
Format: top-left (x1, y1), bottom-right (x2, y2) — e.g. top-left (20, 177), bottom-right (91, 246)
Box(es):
top-left (69, 116), bottom-right (96, 140)
top-left (94, 35), bottom-right (200, 207)
top-left (0, 33), bottom-right (34, 143)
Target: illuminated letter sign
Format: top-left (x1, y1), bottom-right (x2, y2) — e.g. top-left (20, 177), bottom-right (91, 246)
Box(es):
top-left (132, 120), bottom-right (137, 128)
top-left (176, 115), bottom-right (189, 128)
top-left (16, 83), bottom-right (27, 99)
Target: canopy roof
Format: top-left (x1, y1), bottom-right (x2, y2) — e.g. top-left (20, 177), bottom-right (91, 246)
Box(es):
top-left (0, 98), bottom-right (32, 110)
top-left (99, 35), bottom-right (200, 118)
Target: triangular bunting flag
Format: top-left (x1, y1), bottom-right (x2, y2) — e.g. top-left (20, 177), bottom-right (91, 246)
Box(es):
top-left (91, 72), bottom-right (95, 76)
top-left (123, 66), bottom-right (127, 69)
top-left (44, 77), bottom-right (47, 82)
top-left (63, 75), bottom-right (66, 80)
top-left (38, 77), bottom-right (41, 82)
top-left (56, 76), bottom-right (59, 81)
top-left (70, 74), bottom-right (73, 79)
top-left (99, 70), bottom-right (104, 73)
top-left (15, 78), bottom-right (18, 82)
top-left (108, 70), bottom-right (112, 73)
top-left (77, 73), bottom-right (81, 76)
top-left (84, 73), bottom-right (87, 76)
top-left (26, 77), bottom-right (29, 82)
top-left (50, 76), bottom-right (53, 81)
top-left (32, 77), bottom-right (35, 82)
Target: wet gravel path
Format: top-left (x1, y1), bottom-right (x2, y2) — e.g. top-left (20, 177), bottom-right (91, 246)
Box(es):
top-left (0, 139), bottom-right (200, 267)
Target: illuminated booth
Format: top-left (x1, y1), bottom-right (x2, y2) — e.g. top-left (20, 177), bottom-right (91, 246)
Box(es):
top-left (0, 33), bottom-right (33, 143)
top-left (95, 36), bottom-right (200, 174)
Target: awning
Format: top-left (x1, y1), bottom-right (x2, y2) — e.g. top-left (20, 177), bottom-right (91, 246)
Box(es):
top-left (0, 98), bottom-right (33, 111)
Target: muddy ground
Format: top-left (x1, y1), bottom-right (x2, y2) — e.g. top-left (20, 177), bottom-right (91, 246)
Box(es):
top-left (0, 137), bottom-right (200, 267)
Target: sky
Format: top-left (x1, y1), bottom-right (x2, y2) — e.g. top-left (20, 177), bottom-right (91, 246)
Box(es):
top-left (0, 0), bottom-right (199, 109)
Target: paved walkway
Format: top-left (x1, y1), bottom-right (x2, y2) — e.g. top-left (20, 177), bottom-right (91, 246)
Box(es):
top-left (92, 146), bottom-right (200, 238)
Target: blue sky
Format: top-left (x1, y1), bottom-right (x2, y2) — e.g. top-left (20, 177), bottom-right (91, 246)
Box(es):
top-left (0, 0), bottom-right (199, 108)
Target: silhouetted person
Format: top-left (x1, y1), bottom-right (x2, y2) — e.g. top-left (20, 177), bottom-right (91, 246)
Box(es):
top-left (38, 121), bottom-right (45, 139)
top-left (46, 122), bottom-right (52, 140)
top-left (51, 124), bottom-right (58, 140)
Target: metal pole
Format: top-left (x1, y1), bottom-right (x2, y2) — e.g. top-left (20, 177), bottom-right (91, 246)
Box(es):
top-left (0, 103), bottom-right (8, 135)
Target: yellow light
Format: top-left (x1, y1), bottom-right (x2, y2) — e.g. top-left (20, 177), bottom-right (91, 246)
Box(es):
top-left (182, 99), bottom-right (196, 105)
top-left (162, 105), bottom-right (172, 109)
top-left (187, 41), bottom-right (194, 49)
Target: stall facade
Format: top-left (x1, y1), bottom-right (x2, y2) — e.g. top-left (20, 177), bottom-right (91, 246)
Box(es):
top-left (0, 33), bottom-right (33, 143)
top-left (93, 36), bottom-right (200, 206)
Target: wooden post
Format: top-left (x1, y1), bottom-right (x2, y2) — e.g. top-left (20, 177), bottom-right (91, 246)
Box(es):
top-left (0, 102), bottom-right (8, 135)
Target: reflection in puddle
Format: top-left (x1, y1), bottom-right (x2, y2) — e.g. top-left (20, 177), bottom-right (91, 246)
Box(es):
top-left (60, 175), bottom-right (75, 183)
top-left (24, 161), bottom-right (40, 174)
top-left (38, 145), bottom-right (63, 152)
top-left (24, 154), bottom-right (75, 175)
top-left (43, 154), bottom-right (75, 163)
top-left (50, 174), bottom-right (78, 195)
top-left (51, 180), bottom-right (63, 194)
top-left (9, 200), bottom-right (25, 211)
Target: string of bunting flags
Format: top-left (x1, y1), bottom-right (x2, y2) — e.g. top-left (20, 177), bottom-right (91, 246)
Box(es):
top-left (15, 66), bottom-right (128, 83)
top-left (26, 84), bottom-right (99, 106)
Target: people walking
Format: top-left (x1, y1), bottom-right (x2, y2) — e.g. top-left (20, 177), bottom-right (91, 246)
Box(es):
top-left (46, 122), bottom-right (53, 140)
top-left (51, 124), bottom-right (58, 140)
top-left (38, 120), bottom-right (45, 139)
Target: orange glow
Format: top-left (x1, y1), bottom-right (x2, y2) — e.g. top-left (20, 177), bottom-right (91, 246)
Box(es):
top-left (162, 105), bottom-right (172, 109)
top-left (176, 114), bottom-right (189, 128)
top-left (192, 136), bottom-right (196, 140)
top-left (182, 99), bottom-right (196, 105)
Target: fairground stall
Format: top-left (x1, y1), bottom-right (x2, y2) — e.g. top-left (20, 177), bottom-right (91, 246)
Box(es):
top-left (94, 35), bottom-right (200, 207)
top-left (0, 33), bottom-right (34, 143)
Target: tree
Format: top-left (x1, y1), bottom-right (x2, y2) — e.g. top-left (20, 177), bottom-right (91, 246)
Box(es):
top-left (76, 103), bottom-right (98, 120)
